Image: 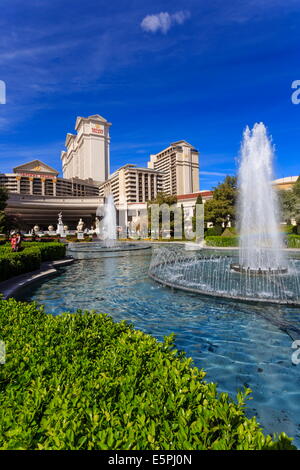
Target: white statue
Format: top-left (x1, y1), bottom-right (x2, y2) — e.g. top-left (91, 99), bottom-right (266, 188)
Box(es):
top-left (95, 217), bottom-right (101, 234)
top-left (77, 218), bottom-right (84, 233)
top-left (56, 211), bottom-right (65, 236)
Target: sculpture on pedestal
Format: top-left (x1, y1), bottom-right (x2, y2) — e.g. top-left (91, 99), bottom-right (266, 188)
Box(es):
top-left (77, 218), bottom-right (84, 233)
top-left (56, 211), bottom-right (65, 237)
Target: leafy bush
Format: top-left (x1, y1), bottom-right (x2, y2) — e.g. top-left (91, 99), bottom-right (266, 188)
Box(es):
top-left (35, 237), bottom-right (61, 243)
top-left (205, 225), bottom-right (223, 237)
top-left (287, 234), bottom-right (300, 248)
top-left (280, 225), bottom-right (294, 234)
top-left (0, 298), bottom-right (295, 450)
top-left (38, 234), bottom-right (61, 239)
top-left (22, 242), bottom-right (66, 261)
top-left (221, 227), bottom-right (237, 237)
top-left (0, 247), bottom-right (41, 282)
top-left (205, 234), bottom-right (300, 249)
top-left (205, 236), bottom-right (239, 247)
top-left (292, 225), bottom-right (300, 236)
top-left (0, 242), bottom-right (66, 281)
top-left (66, 235), bottom-right (92, 242)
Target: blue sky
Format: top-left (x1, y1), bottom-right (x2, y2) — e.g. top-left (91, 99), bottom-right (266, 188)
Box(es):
top-left (0, 0), bottom-right (299, 189)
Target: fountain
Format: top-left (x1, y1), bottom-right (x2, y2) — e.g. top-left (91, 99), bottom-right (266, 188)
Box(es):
top-left (149, 123), bottom-right (300, 305)
top-left (67, 194), bottom-right (151, 258)
top-left (232, 122), bottom-right (287, 274)
top-left (102, 194), bottom-right (117, 248)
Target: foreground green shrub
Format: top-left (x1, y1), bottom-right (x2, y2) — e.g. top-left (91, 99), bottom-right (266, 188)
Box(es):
top-left (0, 248), bottom-right (41, 282)
top-left (0, 298), bottom-right (295, 450)
top-left (205, 236), bottom-right (239, 247)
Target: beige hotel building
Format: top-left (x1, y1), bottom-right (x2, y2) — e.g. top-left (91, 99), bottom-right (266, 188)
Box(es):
top-left (61, 114), bottom-right (111, 182)
top-left (99, 164), bottom-right (163, 205)
top-left (148, 140), bottom-right (199, 195)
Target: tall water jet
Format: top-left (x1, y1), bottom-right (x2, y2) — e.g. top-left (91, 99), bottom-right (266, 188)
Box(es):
top-left (237, 123), bottom-right (286, 272)
top-left (102, 194), bottom-right (117, 248)
top-left (149, 123), bottom-right (300, 305)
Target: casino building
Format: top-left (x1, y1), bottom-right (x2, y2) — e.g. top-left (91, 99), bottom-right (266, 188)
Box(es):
top-left (0, 160), bottom-right (99, 197)
top-left (61, 114), bottom-right (111, 182)
top-left (0, 114), bottom-right (207, 231)
top-left (272, 176), bottom-right (299, 191)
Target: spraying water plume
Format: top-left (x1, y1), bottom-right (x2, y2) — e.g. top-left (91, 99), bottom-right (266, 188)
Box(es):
top-left (237, 122), bottom-right (286, 272)
top-left (102, 194), bottom-right (117, 248)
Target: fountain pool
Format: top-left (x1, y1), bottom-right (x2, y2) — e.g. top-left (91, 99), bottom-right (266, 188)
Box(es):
top-left (17, 249), bottom-right (300, 447)
top-left (149, 124), bottom-right (300, 305)
top-left (149, 248), bottom-right (300, 306)
top-left (69, 194), bottom-right (151, 257)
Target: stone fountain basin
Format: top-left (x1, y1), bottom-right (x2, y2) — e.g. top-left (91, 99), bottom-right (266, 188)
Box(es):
top-left (67, 241), bottom-right (151, 258)
top-left (148, 248), bottom-right (300, 306)
top-left (230, 263), bottom-right (288, 275)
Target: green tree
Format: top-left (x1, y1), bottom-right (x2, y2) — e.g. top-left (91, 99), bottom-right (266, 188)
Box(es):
top-left (192, 194), bottom-right (203, 232)
top-left (278, 189), bottom-right (298, 224)
top-left (292, 176), bottom-right (300, 229)
top-left (204, 176), bottom-right (237, 229)
top-left (292, 175), bottom-right (300, 199)
top-left (147, 192), bottom-right (178, 238)
top-left (148, 192), bottom-right (177, 206)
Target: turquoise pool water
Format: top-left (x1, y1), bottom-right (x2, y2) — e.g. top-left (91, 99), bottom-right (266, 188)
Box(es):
top-left (18, 249), bottom-right (300, 447)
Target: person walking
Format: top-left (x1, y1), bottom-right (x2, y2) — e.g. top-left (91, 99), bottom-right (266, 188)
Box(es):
top-left (10, 232), bottom-right (17, 252)
top-left (15, 232), bottom-right (22, 252)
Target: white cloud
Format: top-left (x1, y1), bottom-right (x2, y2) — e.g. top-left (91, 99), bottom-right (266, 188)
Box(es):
top-left (141, 11), bottom-right (190, 34)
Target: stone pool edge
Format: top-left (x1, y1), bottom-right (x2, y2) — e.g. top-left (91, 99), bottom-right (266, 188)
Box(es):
top-left (0, 258), bottom-right (75, 299)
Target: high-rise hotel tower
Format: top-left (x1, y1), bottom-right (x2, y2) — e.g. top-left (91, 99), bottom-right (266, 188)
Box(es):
top-left (147, 141), bottom-right (199, 195)
top-left (61, 115), bottom-right (111, 183)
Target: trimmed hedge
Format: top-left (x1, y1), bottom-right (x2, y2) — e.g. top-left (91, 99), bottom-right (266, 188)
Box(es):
top-left (205, 235), bottom-right (300, 249)
top-left (66, 236), bottom-right (93, 243)
top-left (205, 226), bottom-right (223, 237)
top-left (0, 298), bottom-right (295, 450)
top-left (287, 234), bottom-right (300, 248)
top-left (0, 242), bottom-right (66, 282)
top-left (22, 242), bottom-right (66, 261)
top-left (205, 236), bottom-right (239, 247)
top-left (281, 225), bottom-right (294, 234)
top-left (0, 248), bottom-right (41, 282)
